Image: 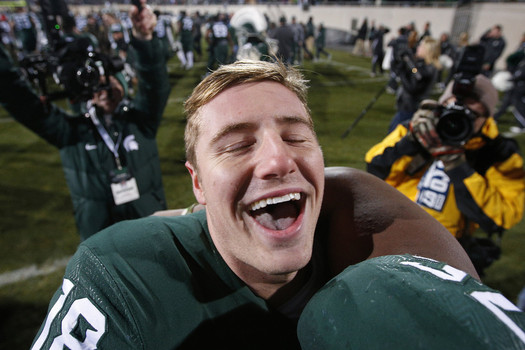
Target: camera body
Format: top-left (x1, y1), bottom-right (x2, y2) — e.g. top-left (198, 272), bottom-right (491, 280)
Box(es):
top-left (435, 104), bottom-right (477, 146)
top-left (435, 45), bottom-right (485, 146)
top-left (391, 35), bottom-right (417, 74)
top-left (390, 32), bottom-right (423, 82)
top-left (392, 40), bottom-right (412, 65)
top-left (20, 0), bottom-right (125, 103)
top-left (53, 36), bottom-right (124, 102)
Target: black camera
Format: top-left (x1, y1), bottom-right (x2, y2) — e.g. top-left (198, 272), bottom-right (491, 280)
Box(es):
top-left (393, 40), bottom-right (411, 64)
top-left (20, 0), bottom-right (125, 103)
top-left (391, 35), bottom-right (422, 81)
top-left (53, 37), bottom-right (124, 102)
top-left (435, 104), bottom-right (477, 146)
top-left (435, 45), bottom-right (485, 146)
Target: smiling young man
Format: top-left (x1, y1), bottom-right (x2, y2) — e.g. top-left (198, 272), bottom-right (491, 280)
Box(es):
top-left (32, 60), bottom-right (480, 349)
top-left (184, 66), bottom-right (324, 301)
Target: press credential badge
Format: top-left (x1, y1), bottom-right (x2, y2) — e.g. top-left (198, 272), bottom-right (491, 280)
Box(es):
top-left (110, 167), bottom-right (140, 205)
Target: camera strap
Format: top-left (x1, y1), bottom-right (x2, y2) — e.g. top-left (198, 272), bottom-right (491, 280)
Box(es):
top-left (87, 101), bottom-right (140, 205)
top-left (86, 102), bottom-right (123, 169)
top-left (406, 153), bottom-right (432, 176)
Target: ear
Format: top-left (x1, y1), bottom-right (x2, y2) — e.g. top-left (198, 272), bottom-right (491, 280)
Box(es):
top-left (185, 161), bottom-right (206, 205)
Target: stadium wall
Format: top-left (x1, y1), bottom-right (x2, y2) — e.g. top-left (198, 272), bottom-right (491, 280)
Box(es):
top-left (71, 2), bottom-right (524, 70)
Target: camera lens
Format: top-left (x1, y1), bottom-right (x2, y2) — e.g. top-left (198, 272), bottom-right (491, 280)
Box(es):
top-left (436, 110), bottom-right (473, 146)
top-left (76, 64), bottom-right (100, 89)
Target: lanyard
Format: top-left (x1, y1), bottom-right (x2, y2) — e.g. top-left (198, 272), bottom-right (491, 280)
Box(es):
top-left (87, 102), bottom-right (123, 169)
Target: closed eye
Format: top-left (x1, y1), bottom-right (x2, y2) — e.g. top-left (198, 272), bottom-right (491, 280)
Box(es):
top-left (221, 141), bottom-right (254, 154)
top-left (282, 130), bottom-right (315, 145)
top-left (284, 137), bottom-right (307, 144)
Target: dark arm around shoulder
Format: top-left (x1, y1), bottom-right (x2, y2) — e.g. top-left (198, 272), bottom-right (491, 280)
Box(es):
top-left (319, 167), bottom-right (479, 279)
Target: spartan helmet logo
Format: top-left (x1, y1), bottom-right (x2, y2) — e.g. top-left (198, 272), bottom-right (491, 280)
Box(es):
top-left (123, 134), bottom-right (139, 152)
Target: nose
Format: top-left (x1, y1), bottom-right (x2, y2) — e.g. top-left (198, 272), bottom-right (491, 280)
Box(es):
top-left (253, 132), bottom-right (297, 180)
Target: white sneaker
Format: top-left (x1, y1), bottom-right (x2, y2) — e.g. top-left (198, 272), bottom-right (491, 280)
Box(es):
top-left (386, 86), bottom-right (396, 94)
top-left (509, 126), bottom-right (525, 134)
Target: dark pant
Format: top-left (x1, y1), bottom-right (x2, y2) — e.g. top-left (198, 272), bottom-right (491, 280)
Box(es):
top-left (389, 110), bottom-right (414, 133)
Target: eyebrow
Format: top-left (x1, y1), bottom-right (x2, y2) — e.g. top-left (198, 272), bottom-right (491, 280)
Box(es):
top-left (210, 115), bottom-right (314, 145)
top-left (210, 122), bottom-right (256, 146)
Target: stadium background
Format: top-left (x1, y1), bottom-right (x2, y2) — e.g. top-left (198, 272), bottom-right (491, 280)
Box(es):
top-left (1, 1), bottom-right (525, 348)
top-left (69, 1), bottom-right (524, 70)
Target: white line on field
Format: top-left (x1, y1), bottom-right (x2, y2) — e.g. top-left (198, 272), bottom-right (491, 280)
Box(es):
top-left (0, 256), bottom-right (71, 288)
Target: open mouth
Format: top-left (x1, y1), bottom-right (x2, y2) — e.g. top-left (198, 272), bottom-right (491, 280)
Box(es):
top-left (249, 193), bottom-right (302, 231)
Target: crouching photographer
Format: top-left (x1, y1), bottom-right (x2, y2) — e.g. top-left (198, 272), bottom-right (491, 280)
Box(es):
top-left (0, 0), bottom-right (171, 241)
top-left (366, 50), bottom-right (525, 275)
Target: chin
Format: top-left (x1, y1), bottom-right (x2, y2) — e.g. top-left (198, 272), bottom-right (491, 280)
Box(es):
top-left (263, 246), bottom-right (312, 275)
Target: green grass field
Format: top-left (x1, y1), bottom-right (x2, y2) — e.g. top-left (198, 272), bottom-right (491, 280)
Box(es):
top-left (1, 49), bottom-right (525, 349)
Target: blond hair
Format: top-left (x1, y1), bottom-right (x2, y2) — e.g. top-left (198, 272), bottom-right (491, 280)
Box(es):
top-left (184, 60), bottom-right (311, 167)
top-left (419, 36), bottom-right (442, 70)
top-left (458, 32), bottom-right (469, 47)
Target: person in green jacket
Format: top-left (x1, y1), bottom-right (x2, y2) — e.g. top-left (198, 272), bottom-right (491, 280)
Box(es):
top-left (0, 2), bottom-right (170, 240)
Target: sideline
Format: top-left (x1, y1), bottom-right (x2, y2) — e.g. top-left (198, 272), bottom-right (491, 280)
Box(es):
top-left (0, 256), bottom-right (71, 288)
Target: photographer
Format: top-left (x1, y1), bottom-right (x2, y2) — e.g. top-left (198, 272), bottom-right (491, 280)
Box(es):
top-left (388, 36), bottom-right (441, 133)
top-left (479, 24), bottom-right (506, 77)
top-left (0, 1), bottom-right (170, 241)
top-left (366, 69), bottom-right (525, 275)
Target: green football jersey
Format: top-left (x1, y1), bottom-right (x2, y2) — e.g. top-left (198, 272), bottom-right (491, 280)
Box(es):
top-left (298, 254), bottom-right (525, 350)
top-left (31, 211), bottom-right (300, 349)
